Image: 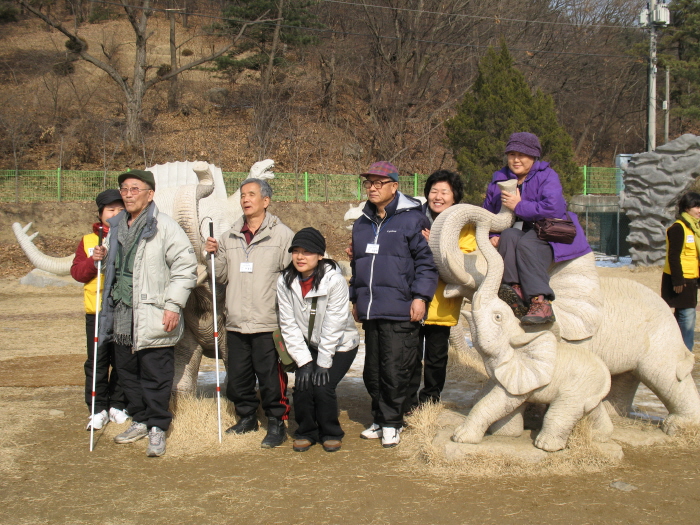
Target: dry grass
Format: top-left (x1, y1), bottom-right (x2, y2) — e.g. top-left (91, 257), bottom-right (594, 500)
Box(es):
top-left (445, 344), bottom-right (487, 383)
top-left (400, 403), bottom-right (627, 480)
top-left (98, 394), bottom-right (270, 457)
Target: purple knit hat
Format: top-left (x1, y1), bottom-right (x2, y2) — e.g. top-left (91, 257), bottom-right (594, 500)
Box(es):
top-left (361, 161), bottom-right (399, 182)
top-left (505, 132), bottom-right (542, 158)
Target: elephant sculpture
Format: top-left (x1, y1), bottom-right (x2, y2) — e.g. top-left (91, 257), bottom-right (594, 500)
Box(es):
top-left (12, 159), bottom-right (277, 395)
top-left (431, 185), bottom-right (700, 438)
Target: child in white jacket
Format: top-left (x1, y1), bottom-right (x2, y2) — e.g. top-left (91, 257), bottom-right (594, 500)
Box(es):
top-left (276, 227), bottom-right (359, 452)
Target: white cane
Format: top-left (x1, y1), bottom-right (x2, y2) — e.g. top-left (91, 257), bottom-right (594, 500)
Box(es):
top-left (89, 226), bottom-right (104, 451)
top-left (209, 222), bottom-right (223, 443)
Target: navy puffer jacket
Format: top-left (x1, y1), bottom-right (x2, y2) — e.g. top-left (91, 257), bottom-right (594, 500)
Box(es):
top-left (349, 192), bottom-right (438, 322)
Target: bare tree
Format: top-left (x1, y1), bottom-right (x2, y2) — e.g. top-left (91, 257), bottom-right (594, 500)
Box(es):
top-left (17, 0), bottom-right (273, 148)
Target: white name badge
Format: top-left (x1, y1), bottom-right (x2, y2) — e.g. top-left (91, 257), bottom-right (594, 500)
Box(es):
top-left (88, 247), bottom-right (95, 257)
top-left (240, 262), bottom-right (253, 273)
top-left (688, 235), bottom-right (695, 243)
top-left (366, 243), bottom-right (380, 254)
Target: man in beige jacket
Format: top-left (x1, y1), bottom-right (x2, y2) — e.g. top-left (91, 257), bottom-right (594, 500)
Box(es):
top-left (205, 178), bottom-right (293, 448)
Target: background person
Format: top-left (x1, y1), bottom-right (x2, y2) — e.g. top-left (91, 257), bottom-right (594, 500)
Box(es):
top-left (94, 170), bottom-right (198, 457)
top-left (483, 132), bottom-right (591, 325)
top-left (71, 189), bottom-right (128, 430)
top-left (349, 161), bottom-right (438, 448)
top-left (205, 178), bottom-right (294, 449)
top-left (404, 170), bottom-right (476, 413)
top-left (277, 227), bottom-right (359, 453)
top-left (662, 191), bottom-right (700, 351)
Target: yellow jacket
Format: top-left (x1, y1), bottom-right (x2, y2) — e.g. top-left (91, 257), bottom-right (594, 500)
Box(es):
top-left (664, 219), bottom-right (699, 279)
top-left (426, 224), bottom-right (476, 326)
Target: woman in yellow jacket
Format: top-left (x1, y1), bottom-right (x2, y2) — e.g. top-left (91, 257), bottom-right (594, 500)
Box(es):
top-left (662, 191), bottom-right (700, 351)
top-left (405, 170), bottom-right (476, 412)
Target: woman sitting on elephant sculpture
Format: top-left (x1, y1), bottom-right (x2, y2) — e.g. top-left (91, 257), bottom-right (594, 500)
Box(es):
top-left (483, 132), bottom-right (591, 325)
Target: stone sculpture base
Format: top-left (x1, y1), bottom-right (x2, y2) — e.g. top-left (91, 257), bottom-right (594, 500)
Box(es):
top-left (19, 269), bottom-right (80, 288)
top-left (432, 409), bottom-right (670, 464)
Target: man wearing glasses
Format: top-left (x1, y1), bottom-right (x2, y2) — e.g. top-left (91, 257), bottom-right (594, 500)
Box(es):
top-left (349, 161), bottom-right (437, 448)
top-left (93, 169), bottom-right (197, 457)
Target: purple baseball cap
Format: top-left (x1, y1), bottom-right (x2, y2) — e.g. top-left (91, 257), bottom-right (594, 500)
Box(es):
top-left (361, 161), bottom-right (399, 182)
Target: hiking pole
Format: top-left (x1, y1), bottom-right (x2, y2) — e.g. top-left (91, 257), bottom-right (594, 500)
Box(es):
top-left (209, 222), bottom-right (223, 443)
top-left (89, 226), bottom-right (104, 452)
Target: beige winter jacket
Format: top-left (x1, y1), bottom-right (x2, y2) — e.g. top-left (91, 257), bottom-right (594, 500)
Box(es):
top-left (210, 212), bottom-right (293, 333)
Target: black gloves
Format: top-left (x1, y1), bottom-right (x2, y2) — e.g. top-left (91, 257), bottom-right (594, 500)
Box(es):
top-left (295, 362), bottom-right (313, 392)
top-left (313, 364), bottom-right (330, 387)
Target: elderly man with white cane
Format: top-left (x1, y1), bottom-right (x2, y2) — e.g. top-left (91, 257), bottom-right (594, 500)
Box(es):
top-left (93, 170), bottom-right (197, 457)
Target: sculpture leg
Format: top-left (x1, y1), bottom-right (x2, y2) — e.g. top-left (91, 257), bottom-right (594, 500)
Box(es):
top-left (173, 330), bottom-right (203, 395)
top-left (534, 398), bottom-right (584, 452)
top-left (586, 403), bottom-right (614, 443)
top-left (452, 379), bottom-right (525, 444)
top-left (603, 371), bottom-right (640, 417)
top-left (488, 404), bottom-right (525, 437)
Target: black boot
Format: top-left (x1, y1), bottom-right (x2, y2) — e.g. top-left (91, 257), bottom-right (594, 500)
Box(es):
top-left (261, 417), bottom-right (287, 448)
top-left (225, 414), bottom-right (259, 435)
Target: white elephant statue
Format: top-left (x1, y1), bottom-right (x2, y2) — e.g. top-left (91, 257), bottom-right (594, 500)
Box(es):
top-left (441, 194), bottom-right (612, 451)
top-left (431, 187), bottom-right (700, 437)
top-left (12, 159), bottom-right (277, 395)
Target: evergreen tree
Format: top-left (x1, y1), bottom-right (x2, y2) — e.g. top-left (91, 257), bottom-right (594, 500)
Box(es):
top-left (216, 0), bottom-right (321, 83)
top-left (445, 43), bottom-right (580, 203)
top-left (659, 0), bottom-right (700, 125)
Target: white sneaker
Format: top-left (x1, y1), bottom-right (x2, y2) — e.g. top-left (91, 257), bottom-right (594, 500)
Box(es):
top-left (109, 407), bottom-right (130, 424)
top-left (360, 423), bottom-right (383, 439)
top-left (381, 426), bottom-right (402, 448)
top-left (86, 410), bottom-right (109, 431)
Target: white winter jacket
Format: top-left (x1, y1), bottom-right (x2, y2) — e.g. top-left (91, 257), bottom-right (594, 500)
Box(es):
top-left (276, 265), bottom-right (359, 369)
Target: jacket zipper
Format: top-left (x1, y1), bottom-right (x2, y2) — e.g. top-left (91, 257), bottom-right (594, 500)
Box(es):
top-left (366, 214), bottom-right (385, 320)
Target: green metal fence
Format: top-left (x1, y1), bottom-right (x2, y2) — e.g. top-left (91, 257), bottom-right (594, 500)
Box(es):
top-left (0, 169), bottom-right (432, 203)
top-left (582, 166), bottom-right (622, 195)
top-left (0, 166), bottom-right (620, 203)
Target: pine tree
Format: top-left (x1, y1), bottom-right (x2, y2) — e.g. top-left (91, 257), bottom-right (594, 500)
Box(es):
top-left (445, 43), bottom-right (580, 203)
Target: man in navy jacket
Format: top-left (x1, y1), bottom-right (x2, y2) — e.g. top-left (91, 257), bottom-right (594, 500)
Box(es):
top-left (350, 161), bottom-right (438, 448)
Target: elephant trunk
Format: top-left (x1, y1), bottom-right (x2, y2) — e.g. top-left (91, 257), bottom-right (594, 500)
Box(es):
top-left (429, 180), bottom-right (515, 300)
top-left (174, 162), bottom-right (216, 264)
top-left (12, 222), bottom-right (73, 276)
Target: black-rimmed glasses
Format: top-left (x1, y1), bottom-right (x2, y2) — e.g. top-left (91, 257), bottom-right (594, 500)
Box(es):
top-left (362, 179), bottom-right (395, 189)
top-left (119, 187), bottom-right (152, 195)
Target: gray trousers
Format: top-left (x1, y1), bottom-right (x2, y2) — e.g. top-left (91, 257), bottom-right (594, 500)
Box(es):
top-left (497, 228), bottom-right (555, 300)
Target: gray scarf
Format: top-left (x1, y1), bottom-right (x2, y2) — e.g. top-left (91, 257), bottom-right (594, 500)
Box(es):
top-left (112, 204), bottom-right (151, 347)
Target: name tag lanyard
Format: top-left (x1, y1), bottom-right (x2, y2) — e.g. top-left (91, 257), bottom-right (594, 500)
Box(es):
top-left (367, 215), bottom-right (395, 253)
top-left (239, 237), bottom-right (256, 272)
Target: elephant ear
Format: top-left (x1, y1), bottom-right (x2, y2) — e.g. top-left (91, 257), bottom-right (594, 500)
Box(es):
top-left (493, 331), bottom-right (557, 396)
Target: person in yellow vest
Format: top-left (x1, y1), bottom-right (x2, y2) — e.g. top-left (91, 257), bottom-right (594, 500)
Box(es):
top-left (71, 189), bottom-right (127, 430)
top-left (662, 191), bottom-right (700, 351)
top-left (404, 170), bottom-right (476, 413)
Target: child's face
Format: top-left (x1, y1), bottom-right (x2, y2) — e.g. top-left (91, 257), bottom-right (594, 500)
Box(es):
top-left (100, 201), bottom-right (125, 225)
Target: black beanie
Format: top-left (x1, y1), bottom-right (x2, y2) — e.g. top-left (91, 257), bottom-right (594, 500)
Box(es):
top-left (96, 189), bottom-right (123, 212)
top-left (289, 227), bottom-right (326, 255)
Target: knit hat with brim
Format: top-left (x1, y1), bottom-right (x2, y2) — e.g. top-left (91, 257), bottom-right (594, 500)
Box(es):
top-left (505, 132), bottom-right (542, 158)
top-left (118, 169), bottom-right (156, 190)
top-left (289, 227), bottom-right (326, 255)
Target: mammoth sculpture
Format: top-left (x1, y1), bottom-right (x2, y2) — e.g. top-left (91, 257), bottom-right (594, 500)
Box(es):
top-left (431, 183), bottom-right (700, 442)
top-left (12, 159), bottom-right (277, 395)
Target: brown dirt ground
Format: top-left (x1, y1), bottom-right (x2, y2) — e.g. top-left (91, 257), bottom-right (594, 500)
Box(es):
top-left (2, 204), bottom-right (700, 524)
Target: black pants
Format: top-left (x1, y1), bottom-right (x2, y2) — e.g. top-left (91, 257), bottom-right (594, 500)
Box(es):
top-left (114, 343), bottom-right (175, 431)
top-left (226, 331), bottom-right (290, 420)
top-left (293, 346), bottom-right (358, 443)
top-left (404, 324), bottom-right (451, 412)
top-left (84, 314), bottom-right (126, 413)
top-left (498, 228), bottom-right (555, 300)
top-left (363, 319), bottom-right (420, 429)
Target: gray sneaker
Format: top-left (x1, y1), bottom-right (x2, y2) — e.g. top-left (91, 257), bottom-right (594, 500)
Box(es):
top-left (146, 426), bottom-right (166, 457)
top-left (114, 421), bottom-right (148, 444)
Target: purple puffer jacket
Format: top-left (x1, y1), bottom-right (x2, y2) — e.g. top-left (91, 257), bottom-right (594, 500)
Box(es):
top-left (482, 161), bottom-right (592, 263)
